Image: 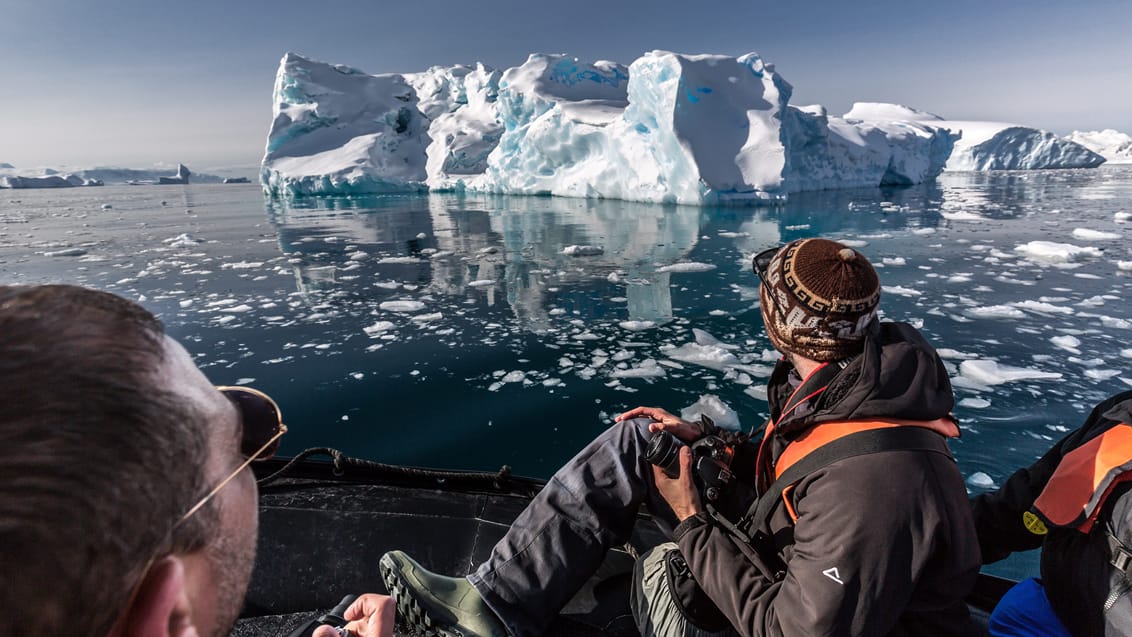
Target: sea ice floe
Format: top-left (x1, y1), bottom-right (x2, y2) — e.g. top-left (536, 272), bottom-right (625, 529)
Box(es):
top-left (958, 359), bottom-right (1063, 386)
top-left (882, 257), bottom-right (906, 266)
top-left (1117, 261), bottom-right (1132, 271)
top-left (619, 320), bottom-right (657, 331)
top-left (965, 305), bottom-right (1026, 320)
top-left (1013, 241), bottom-right (1103, 263)
top-left (1049, 335), bottom-right (1081, 353)
top-left (468, 279), bottom-right (495, 287)
top-left (43, 248), bottom-right (87, 257)
top-left (657, 262), bottom-right (717, 273)
top-left (966, 471), bottom-right (997, 489)
top-left (1072, 228), bottom-right (1121, 241)
top-left (380, 300), bottom-right (426, 312)
top-left (563, 245), bottom-right (604, 257)
top-left (363, 321), bottom-right (396, 335)
top-left (958, 397), bottom-right (991, 409)
top-left (377, 256), bottom-right (425, 264)
top-left (1012, 301), bottom-right (1074, 315)
top-left (164, 233), bottom-right (202, 247)
top-left (610, 359), bottom-right (666, 379)
top-left (884, 285), bottom-right (922, 297)
top-left (680, 394), bottom-right (741, 430)
top-left (1085, 369), bottom-right (1122, 381)
top-left (1122, 349), bottom-right (1132, 359)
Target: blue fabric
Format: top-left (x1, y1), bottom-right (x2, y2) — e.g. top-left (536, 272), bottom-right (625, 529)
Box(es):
top-left (989, 578), bottom-right (1072, 637)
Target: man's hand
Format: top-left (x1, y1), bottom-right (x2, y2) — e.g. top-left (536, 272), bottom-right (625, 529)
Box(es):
top-left (652, 446), bottom-right (703, 521)
top-left (312, 594), bottom-right (395, 637)
top-left (616, 406), bottom-right (702, 442)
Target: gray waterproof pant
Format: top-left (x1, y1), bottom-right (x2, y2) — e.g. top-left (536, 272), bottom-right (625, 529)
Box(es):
top-left (466, 418), bottom-right (734, 637)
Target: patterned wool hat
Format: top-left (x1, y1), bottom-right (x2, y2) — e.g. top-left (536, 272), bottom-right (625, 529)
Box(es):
top-left (754, 238), bottom-right (880, 362)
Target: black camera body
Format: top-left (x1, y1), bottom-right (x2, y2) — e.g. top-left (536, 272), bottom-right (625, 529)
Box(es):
top-left (644, 430), bottom-right (735, 502)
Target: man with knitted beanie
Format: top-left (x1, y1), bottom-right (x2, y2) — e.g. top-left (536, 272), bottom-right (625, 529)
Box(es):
top-left (380, 238), bottom-right (980, 637)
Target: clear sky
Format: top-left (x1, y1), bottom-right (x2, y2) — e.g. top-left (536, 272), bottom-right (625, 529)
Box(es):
top-left (2, 0), bottom-right (1129, 172)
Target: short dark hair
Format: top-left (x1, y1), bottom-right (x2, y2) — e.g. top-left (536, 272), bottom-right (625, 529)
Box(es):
top-left (0, 285), bottom-right (216, 636)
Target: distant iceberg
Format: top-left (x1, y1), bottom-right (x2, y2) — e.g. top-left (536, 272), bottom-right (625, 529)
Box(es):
top-left (1067, 129), bottom-right (1132, 164)
top-left (158, 163), bottom-right (192, 185)
top-left (0, 164), bottom-right (224, 188)
top-left (843, 103), bottom-right (1105, 171)
top-left (0, 166), bottom-right (102, 189)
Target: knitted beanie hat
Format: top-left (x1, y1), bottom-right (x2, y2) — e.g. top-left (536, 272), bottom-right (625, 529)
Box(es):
top-left (756, 238), bottom-right (880, 362)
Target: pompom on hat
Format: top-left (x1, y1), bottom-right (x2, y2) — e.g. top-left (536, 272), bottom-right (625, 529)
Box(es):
top-left (753, 238), bottom-right (880, 362)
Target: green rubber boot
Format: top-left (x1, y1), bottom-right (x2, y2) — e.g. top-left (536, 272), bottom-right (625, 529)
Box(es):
top-left (380, 550), bottom-right (509, 637)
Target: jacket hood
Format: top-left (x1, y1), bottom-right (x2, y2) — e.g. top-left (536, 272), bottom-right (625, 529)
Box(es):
top-left (773, 321), bottom-right (955, 435)
top-left (1103, 394), bottom-right (1132, 426)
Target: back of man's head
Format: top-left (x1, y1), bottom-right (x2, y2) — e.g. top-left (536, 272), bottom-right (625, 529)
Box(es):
top-left (758, 238), bottom-right (881, 362)
top-left (0, 285), bottom-right (214, 636)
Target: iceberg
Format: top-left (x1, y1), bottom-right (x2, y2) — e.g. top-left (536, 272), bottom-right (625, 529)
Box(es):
top-left (844, 103), bottom-right (1105, 171)
top-left (1067, 129), bottom-right (1132, 164)
top-left (158, 163), bottom-right (191, 185)
top-left (0, 165), bottom-right (103, 189)
top-left (265, 53), bottom-right (1084, 202)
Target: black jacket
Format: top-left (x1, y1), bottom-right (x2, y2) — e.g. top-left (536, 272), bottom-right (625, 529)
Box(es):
top-left (972, 389), bottom-right (1132, 637)
top-left (674, 321), bottom-right (981, 637)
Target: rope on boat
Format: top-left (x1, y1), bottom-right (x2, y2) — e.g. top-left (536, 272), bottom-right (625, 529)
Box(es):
top-left (256, 447), bottom-right (527, 494)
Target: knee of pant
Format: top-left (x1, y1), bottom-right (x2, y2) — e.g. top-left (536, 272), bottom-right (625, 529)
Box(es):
top-left (608, 416), bottom-right (653, 449)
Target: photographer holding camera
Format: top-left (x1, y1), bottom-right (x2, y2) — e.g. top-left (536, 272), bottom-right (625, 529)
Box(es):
top-left (380, 238), bottom-right (980, 637)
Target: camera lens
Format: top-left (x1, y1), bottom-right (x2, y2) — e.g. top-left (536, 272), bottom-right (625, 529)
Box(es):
top-left (644, 430), bottom-right (684, 479)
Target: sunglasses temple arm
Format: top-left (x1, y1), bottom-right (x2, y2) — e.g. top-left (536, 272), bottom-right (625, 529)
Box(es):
top-left (177, 427), bottom-right (286, 525)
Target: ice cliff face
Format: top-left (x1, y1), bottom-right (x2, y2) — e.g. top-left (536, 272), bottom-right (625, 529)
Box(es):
top-left (261, 53), bottom-right (1095, 202)
top-left (844, 103), bottom-right (1106, 171)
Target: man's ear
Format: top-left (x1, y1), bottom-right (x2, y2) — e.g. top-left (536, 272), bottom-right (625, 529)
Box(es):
top-left (119, 556), bottom-right (199, 637)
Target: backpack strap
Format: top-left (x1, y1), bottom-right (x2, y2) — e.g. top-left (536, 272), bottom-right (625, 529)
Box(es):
top-left (735, 426), bottom-right (954, 538)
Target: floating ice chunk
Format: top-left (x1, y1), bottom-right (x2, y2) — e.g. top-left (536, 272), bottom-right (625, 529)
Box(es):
top-left (350, 372), bottom-right (365, 380)
top-left (884, 285), bottom-right (922, 297)
top-left (965, 305), bottom-right (1026, 320)
top-left (1049, 335), bottom-right (1081, 353)
top-left (1122, 349), bottom-right (1132, 359)
top-left (666, 342), bottom-right (740, 371)
top-left (468, 279), bottom-right (495, 287)
top-left (43, 248), bottom-right (87, 257)
top-left (657, 262), bottom-right (717, 273)
top-left (610, 359), bottom-right (666, 379)
top-left (619, 320), bottom-right (657, 331)
top-left (1099, 316), bottom-right (1132, 329)
top-left (378, 256), bottom-right (425, 264)
top-left (967, 471), bottom-right (996, 489)
top-left (679, 394), bottom-right (741, 430)
top-left (223, 261), bottom-right (264, 270)
top-left (364, 321), bottom-right (396, 335)
top-left (179, 299), bottom-right (194, 308)
top-left (1012, 301), bottom-right (1074, 315)
top-left (101, 203), bottom-right (112, 210)
top-left (959, 359), bottom-right (1063, 385)
top-left (1014, 241), bottom-right (1103, 263)
top-left (1117, 261), bottom-right (1132, 271)
top-left (941, 210), bottom-right (983, 221)
top-left (410, 312), bottom-right (443, 322)
top-left (164, 233), bottom-right (202, 247)
top-left (1085, 369), bottom-right (1122, 381)
top-left (563, 245), bottom-right (604, 257)
top-left (348, 250), bottom-right (369, 261)
top-left (693, 329), bottom-right (739, 349)
top-left (1116, 212), bottom-right (1132, 222)
top-left (380, 300), bottom-right (426, 312)
top-left (882, 257), bottom-right (906, 266)
top-left (219, 304), bottom-right (253, 313)
top-left (937, 348), bottom-right (977, 359)
top-left (958, 397), bottom-right (991, 409)
top-left (501, 370), bottom-right (526, 383)
top-left (1072, 228), bottom-right (1121, 241)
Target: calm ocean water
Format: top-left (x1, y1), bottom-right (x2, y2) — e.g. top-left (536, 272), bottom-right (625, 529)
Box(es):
top-left (3, 167), bottom-right (1131, 579)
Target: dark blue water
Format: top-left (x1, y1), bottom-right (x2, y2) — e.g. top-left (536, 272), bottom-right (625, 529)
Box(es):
top-left (4, 167), bottom-right (1131, 579)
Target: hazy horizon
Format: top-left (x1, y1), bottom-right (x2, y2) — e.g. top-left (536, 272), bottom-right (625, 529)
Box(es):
top-left (3, 0), bottom-right (1129, 171)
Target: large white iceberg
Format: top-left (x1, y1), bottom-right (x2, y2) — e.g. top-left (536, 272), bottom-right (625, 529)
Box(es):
top-left (1067, 129), bottom-right (1132, 164)
top-left (0, 166), bottom-right (103, 189)
top-left (261, 52), bottom-right (957, 203)
top-left (844, 103), bottom-right (1105, 171)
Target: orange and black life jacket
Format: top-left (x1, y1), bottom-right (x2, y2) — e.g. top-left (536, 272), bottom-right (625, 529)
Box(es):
top-left (1025, 422), bottom-right (1132, 536)
top-left (719, 361), bottom-right (959, 544)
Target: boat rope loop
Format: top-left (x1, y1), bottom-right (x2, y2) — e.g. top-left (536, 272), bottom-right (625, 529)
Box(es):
top-left (256, 447), bottom-right (522, 494)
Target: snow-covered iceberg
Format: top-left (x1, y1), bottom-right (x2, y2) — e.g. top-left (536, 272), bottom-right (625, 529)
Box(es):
top-left (1067, 129), bottom-right (1132, 164)
top-left (0, 166), bottom-right (102, 189)
top-left (844, 103), bottom-right (1105, 171)
top-left (261, 52), bottom-right (957, 203)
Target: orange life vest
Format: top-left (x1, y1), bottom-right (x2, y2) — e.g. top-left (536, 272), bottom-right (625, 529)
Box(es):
top-left (1027, 422), bottom-right (1132, 535)
top-left (770, 418), bottom-right (961, 522)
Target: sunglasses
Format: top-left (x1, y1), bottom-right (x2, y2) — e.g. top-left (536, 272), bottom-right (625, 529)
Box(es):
top-left (178, 385), bottom-right (287, 523)
top-left (752, 245), bottom-right (784, 315)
